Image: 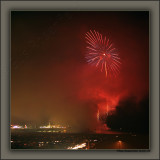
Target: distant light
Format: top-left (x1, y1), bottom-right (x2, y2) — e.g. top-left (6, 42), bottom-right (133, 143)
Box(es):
top-left (118, 140), bottom-right (122, 143)
top-left (39, 142), bottom-right (44, 143)
top-left (67, 143), bottom-right (86, 149)
top-left (39, 124), bottom-right (66, 129)
top-left (11, 125), bottom-right (23, 129)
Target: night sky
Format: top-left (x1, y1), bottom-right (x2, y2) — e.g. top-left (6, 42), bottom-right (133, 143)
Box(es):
top-left (11, 11), bottom-right (149, 130)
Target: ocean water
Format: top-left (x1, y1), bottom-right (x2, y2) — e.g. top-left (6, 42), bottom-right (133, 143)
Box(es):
top-left (11, 129), bottom-right (149, 150)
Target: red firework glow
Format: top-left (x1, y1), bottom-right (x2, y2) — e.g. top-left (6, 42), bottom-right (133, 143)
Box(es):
top-left (85, 30), bottom-right (121, 78)
top-left (11, 12), bottom-right (149, 136)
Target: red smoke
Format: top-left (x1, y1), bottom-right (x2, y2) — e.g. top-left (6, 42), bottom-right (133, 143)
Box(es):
top-left (11, 12), bottom-right (149, 132)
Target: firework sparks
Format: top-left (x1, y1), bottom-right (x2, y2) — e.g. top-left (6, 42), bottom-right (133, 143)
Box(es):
top-left (85, 30), bottom-right (121, 78)
top-left (97, 109), bottom-right (100, 121)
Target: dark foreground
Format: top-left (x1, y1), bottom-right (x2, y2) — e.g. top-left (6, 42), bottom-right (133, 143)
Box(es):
top-left (11, 129), bottom-right (149, 150)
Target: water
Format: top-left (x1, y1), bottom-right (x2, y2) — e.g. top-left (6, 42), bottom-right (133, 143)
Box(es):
top-left (11, 129), bottom-right (149, 150)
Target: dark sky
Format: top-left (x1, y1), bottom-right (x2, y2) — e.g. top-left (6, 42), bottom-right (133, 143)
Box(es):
top-left (11, 11), bottom-right (149, 128)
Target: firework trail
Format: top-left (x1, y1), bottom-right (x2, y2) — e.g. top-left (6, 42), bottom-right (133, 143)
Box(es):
top-left (85, 30), bottom-right (121, 78)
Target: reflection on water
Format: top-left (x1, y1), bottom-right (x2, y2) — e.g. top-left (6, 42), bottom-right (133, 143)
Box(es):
top-left (11, 129), bottom-right (149, 150)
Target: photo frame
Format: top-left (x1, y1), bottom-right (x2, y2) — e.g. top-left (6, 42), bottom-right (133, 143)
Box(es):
top-left (1, 0), bottom-right (159, 159)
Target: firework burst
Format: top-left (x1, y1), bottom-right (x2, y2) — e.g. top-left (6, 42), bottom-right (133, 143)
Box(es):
top-left (85, 30), bottom-right (121, 78)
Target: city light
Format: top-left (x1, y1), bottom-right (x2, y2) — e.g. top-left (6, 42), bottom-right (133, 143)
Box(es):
top-left (39, 122), bottom-right (66, 129)
top-left (67, 143), bottom-right (86, 149)
top-left (11, 125), bottom-right (23, 129)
